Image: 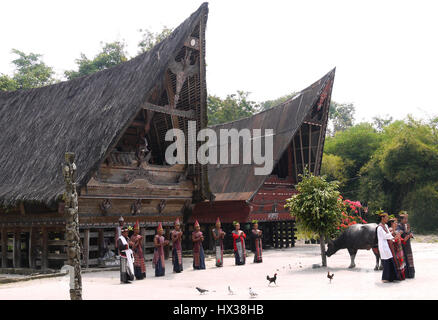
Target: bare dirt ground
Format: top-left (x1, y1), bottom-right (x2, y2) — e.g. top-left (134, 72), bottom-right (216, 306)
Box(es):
top-left (0, 242), bottom-right (436, 300)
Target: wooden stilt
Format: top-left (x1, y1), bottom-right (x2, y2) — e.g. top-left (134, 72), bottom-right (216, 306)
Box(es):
top-left (83, 229), bottom-right (90, 268)
top-left (292, 138), bottom-right (299, 182)
top-left (285, 222), bottom-right (290, 248)
top-left (309, 124), bottom-right (312, 172)
top-left (287, 144), bottom-right (293, 180)
top-left (140, 227), bottom-right (146, 260)
top-left (299, 128), bottom-right (305, 171)
top-left (1, 228), bottom-right (7, 268)
top-left (41, 227), bottom-right (48, 270)
top-left (164, 227), bottom-right (170, 259)
top-left (29, 227), bottom-right (36, 269)
top-left (98, 229), bottom-right (104, 258)
top-left (13, 229), bottom-right (21, 268)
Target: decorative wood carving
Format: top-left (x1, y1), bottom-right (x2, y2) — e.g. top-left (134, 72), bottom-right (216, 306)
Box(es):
top-left (62, 152), bottom-right (82, 300)
top-left (131, 199), bottom-right (142, 216)
top-left (157, 200), bottom-right (166, 214)
top-left (100, 199), bottom-right (112, 216)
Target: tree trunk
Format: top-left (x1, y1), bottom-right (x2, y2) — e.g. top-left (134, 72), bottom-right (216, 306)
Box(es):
top-left (319, 232), bottom-right (327, 267)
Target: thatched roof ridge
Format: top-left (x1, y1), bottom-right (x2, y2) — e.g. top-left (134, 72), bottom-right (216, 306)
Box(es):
top-left (207, 68), bottom-right (335, 201)
top-left (0, 3), bottom-right (208, 206)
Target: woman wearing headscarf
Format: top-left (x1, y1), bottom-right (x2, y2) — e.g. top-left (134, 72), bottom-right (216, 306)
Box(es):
top-left (396, 212), bottom-right (415, 278)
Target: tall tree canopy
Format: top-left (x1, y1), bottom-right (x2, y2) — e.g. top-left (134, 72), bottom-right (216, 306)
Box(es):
top-left (64, 41), bottom-right (128, 80)
top-left (207, 91), bottom-right (261, 126)
top-left (0, 49), bottom-right (56, 91)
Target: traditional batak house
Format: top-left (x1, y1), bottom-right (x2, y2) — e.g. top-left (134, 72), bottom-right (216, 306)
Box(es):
top-left (0, 3), bottom-right (211, 270)
top-left (189, 69), bottom-right (335, 251)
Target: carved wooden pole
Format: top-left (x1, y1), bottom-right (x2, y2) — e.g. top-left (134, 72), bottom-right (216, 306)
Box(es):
top-left (62, 152), bottom-right (82, 300)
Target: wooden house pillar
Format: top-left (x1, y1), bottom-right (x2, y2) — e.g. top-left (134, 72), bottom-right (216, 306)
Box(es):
top-left (13, 229), bottom-right (21, 268)
top-left (41, 227), bottom-right (48, 270)
top-left (98, 229), bottom-right (104, 258)
top-left (1, 228), bottom-right (8, 268)
top-left (83, 228), bottom-right (90, 268)
top-left (28, 227), bottom-right (36, 269)
top-left (164, 227), bottom-right (170, 260)
top-left (140, 227), bottom-right (146, 259)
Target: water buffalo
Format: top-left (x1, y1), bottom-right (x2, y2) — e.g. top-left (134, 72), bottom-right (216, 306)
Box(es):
top-left (326, 223), bottom-right (382, 270)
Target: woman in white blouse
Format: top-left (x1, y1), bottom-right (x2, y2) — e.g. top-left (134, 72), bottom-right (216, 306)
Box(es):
top-left (377, 213), bottom-right (398, 283)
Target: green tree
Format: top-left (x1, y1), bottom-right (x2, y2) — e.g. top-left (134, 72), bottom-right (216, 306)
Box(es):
top-left (259, 92), bottom-right (298, 111)
top-left (207, 91), bottom-right (261, 125)
top-left (137, 26), bottom-right (173, 54)
top-left (65, 41), bottom-right (128, 79)
top-left (372, 115), bottom-right (393, 132)
top-left (324, 123), bottom-right (381, 199)
top-left (9, 49), bottom-right (56, 89)
top-left (285, 169), bottom-right (344, 267)
top-left (320, 153), bottom-right (352, 188)
top-left (328, 102), bottom-right (355, 135)
top-left (0, 74), bottom-right (18, 91)
top-left (359, 117), bottom-right (438, 230)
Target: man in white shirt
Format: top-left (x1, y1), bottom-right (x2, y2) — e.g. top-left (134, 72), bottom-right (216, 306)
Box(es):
top-left (377, 213), bottom-right (398, 283)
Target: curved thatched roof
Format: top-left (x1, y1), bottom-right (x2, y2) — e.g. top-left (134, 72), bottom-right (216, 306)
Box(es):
top-left (0, 3), bottom-right (209, 206)
top-left (207, 68), bottom-right (335, 201)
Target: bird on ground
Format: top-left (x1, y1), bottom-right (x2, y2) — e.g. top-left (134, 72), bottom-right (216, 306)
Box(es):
top-left (196, 287), bottom-right (209, 294)
top-left (266, 273), bottom-right (277, 286)
top-left (249, 287), bottom-right (258, 298)
top-left (228, 285), bottom-right (235, 295)
top-left (327, 271), bottom-right (334, 283)
top-left (289, 264), bottom-right (292, 270)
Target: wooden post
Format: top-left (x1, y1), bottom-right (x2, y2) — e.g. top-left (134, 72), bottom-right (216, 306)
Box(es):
top-left (63, 152), bottom-right (82, 300)
top-left (98, 229), bottom-right (104, 258)
top-left (299, 128), bottom-right (305, 171)
top-left (164, 227), bottom-right (170, 260)
top-left (83, 229), bottom-right (90, 268)
top-left (13, 229), bottom-right (21, 268)
top-left (308, 124), bottom-right (312, 172)
top-left (41, 227), bottom-right (48, 270)
top-left (28, 227), bottom-right (36, 269)
top-left (140, 227), bottom-right (146, 260)
top-left (1, 228), bottom-right (8, 268)
top-left (292, 138), bottom-right (299, 181)
top-left (287, 144), bottom-right (293, 179)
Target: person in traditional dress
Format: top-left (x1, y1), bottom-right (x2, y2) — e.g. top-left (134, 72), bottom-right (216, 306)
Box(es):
top-left (153, 222), bottom-right (169, 277)
top-left (115, 216), bottom-right (125, 255)
top-left (250, 220), bottom-right (263, 263)
top-left (130, 221), bottom-right (146, 280)
top-left (397, 212), bottom-right (415, 278)
top-left (232, 221), bottom-right (246, 266)
top-left (192, 220), bottom-right (206, 270)
top-left (118, 227), bottom-right (135, 284)
top-left (377, 213), bottom-right (398, 283)
top-left (170, 218), bottom-right (183, 273)
top-left (387, 218), bottom-right (406, 281)
top-left (211, 217), bottom-right (225, 267)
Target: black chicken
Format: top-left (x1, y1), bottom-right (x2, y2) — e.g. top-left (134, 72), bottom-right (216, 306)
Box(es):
top-left (266, 273), bottom-right (277, 286)
top-left (196, 287), bottom-right (208, 294)
top-left (327, 271), bottom-right (334, 283)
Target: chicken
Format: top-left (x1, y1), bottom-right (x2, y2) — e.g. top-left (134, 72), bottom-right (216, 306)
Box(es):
top-left (228, 285), bottom-right (235, 295)
top-left (249, 287), bottom-right (258, 298)
top-left (266, 273), bottom-right (277, 286)
top-left (196, 287), bottom-right (208, 294)
top-left (327, 271), bottom-right (334, 283)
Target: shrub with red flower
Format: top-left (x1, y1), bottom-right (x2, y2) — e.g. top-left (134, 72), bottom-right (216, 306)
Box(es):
top-left (338, 199), bottom-right (367, 233)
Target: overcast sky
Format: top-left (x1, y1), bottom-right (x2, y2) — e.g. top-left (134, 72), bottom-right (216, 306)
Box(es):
top-left (1, 0), bottom-right (437, 122)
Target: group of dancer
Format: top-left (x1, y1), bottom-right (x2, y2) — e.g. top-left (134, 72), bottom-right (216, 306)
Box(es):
top-left (377, 212), bottom-right (416, 283)
top-left (115, 216), bottom-right (264, 284)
